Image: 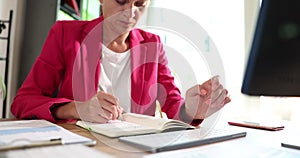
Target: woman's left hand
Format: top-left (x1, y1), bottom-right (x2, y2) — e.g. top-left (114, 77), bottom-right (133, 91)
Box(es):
top-left (184, 76), bottom-right (231, 120)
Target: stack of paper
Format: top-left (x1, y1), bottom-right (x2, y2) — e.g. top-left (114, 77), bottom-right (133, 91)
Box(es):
top-left (0, 120), bottom-right (95, 151)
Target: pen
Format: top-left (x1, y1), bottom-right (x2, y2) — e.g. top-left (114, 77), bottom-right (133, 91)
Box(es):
top-left (0, 138), bottom-right (62, 152)
top-left (156, 100), bottom-right (163, 118)
top-left (98, 84), bottom-right (105, 92)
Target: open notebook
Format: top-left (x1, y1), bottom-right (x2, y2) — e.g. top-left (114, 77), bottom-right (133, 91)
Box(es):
top-left (76, 113), bottom-right (195, 138)
top-left (119, 127), bottom-right (247, 153)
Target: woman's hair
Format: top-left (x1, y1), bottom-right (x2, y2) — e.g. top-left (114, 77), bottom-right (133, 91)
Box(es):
top-left (100, 4), bottom-right (103, 16)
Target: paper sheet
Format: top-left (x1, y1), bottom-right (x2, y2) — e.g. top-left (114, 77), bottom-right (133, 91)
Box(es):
top-left (0, 120), bottom-right (93, 147)
top-left (0, 144), bottom-right (116, 158)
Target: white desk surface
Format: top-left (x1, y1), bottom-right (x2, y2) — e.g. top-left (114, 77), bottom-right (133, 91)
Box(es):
top-left (2, 120), bottom-right (300, 158)
top-left (59, 119), bottom-right (300, 158)
top-left (143, 121), bottom-right (300, 158)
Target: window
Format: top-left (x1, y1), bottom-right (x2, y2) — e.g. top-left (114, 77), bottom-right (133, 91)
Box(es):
top-left (57, 0), bottom-right (100, 20)
top-left (145, 0), bottom-right (245, 109)
top-left (145, 0), bottom-right (300, 123)
top-left (81, 0), bottom-right (100, 20)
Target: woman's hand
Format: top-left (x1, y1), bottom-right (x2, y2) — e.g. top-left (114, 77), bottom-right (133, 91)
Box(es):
top-left (53, 91), bottom-right (122, 123)
top-left (184, 76), bottom-right (231, 120)
top-left (75, 91), bottom-right (123, 123)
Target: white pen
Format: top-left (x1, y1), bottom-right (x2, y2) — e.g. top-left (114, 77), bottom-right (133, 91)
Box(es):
top-left (98, 84), bottom-right (105, 92)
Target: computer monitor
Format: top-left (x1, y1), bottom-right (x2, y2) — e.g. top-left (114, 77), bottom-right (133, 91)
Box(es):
top-left (242, 0), bottom-right (300, 96)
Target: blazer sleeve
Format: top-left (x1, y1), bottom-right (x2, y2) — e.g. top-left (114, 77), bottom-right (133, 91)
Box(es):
top-left (155, 37), bottom-right (185, 120)
top-left (11, 22), bottom-right (73, 123)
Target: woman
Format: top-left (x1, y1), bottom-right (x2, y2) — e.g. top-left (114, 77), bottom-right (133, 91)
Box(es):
top-left (11, 0), bottom-right (230, 125)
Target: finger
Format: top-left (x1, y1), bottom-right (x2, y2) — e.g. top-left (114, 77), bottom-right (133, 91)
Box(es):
top-left (218, 96), bottom-right (231, 110)
top-left (200, 80), bottom-right (217, 96)
top-left (204, 98), bottom-right (211, 105)
top-left (224, 96), bottom-right (231, 104)
top-left (203, 94), bottom-right (227, 118)
top-left (187, 83), bottom-right (211, 97)
top-left (202, 76), bottom-right (219, 88)
top-left (202, 80), bottom-right (223, 102)
top-left (115, 98), bottom-right (123, 116)
top-left (200, 88), bottom-right (208, 96)
top-left (212, 89), bottom-right (226, 105)
top-left (200, 80), bottom-right (212, 92)
top-left (204, 76), bottom-right (221, 91)
top-left (100, 102), bottom-right (119, 120)
top-left (199, 84), bottom-right (216, 101)
top-left (210, 84), bottom-right (224, 101)
top-left (110, 105), bottom-right (119, 120)
top-left (118, 106), bottom-right (124, 114)
top-left (211, 76), bottom-right (222, 91)
top-left (96, 107), bottom-right (114, 120)
top-left (96, 92), bottom-right (120, 119)
top-left (97, 91), bottom-right (119, 105)
top-left (210, 89), bottom-right (227, 108)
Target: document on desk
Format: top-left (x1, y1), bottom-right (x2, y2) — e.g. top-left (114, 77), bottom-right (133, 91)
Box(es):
top-left (0, 120), bottom-right (94, 151)
top-left (1, 144), bottom-right (117, 158)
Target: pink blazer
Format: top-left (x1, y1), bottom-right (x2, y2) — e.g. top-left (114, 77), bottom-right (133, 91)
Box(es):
top-left (11, 16), bottom-right (184, 123)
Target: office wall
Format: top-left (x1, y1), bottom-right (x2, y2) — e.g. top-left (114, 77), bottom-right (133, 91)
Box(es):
top-left (0, 0), bottom-right (58, 118)
top-left (244, 0), bottom-right (260, 62)
top-left (18, 0), bottom-right (58, 88)
top-left (0, 0), bottom-right (26, 118)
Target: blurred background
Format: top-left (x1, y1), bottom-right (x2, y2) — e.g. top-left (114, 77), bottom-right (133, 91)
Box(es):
top-left (0, 0), bottom-right (299, 124)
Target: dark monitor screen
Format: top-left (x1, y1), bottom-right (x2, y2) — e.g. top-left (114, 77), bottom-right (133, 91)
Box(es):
top-left (242, 0), bottom-right (300, 96)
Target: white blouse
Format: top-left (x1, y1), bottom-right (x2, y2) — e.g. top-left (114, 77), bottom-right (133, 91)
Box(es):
top-left (99, 45), bottom-right (131, 112)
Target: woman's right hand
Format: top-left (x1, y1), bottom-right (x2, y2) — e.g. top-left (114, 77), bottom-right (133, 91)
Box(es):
top-left (75, 91), bottom-right (123, 123)
top-left (53, 91), bottom-right (122, 123)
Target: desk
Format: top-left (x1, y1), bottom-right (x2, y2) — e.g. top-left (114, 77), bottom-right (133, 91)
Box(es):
top-left (58, 121), bottom-right (300, 157)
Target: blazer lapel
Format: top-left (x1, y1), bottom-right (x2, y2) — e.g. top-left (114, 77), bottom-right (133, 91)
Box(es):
top-left (129, 30), bottom-right (148, 114)
top-left (73, 17), bottom-right (103, 101)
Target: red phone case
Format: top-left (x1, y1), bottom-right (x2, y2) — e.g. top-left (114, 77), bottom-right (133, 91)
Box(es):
top-left (228, 121), bottom-right (284, 131)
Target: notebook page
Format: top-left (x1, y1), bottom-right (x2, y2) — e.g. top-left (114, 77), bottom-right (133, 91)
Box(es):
top-left (122, 113), bottom-right (168, 129)
top-left (76, 120), bottom-right (158, 138)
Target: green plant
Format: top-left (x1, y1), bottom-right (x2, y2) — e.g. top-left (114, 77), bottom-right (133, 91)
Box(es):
top-left (0, 76), bottom-right (6, 100)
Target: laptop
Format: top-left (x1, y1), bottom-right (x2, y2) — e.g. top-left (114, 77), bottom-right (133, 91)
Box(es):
top-left (119, 128), bottom-right (246, 153)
